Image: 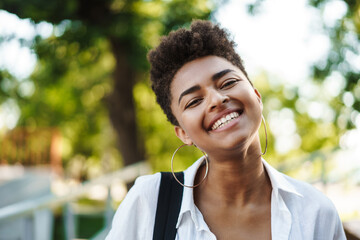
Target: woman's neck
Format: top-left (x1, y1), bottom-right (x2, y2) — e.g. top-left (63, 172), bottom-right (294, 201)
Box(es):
top-left (194, 147), bottom-right (272, 208)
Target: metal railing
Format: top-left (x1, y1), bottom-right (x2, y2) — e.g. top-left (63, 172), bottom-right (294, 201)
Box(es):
top-left (0, 161), bottom-right (151, 240)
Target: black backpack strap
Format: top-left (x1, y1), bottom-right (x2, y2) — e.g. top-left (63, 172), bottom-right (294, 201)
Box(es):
top-left (153, 172), bottom-right (184, 240)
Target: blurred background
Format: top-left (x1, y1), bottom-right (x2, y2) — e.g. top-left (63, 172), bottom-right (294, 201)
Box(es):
top-left (0, 0), bottom-right (359, 239)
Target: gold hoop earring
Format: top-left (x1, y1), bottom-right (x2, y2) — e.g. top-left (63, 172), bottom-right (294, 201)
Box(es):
top-left (171, 144), bottom-right (209, 188)
top-left (261, 115), bottom-right (268, 155)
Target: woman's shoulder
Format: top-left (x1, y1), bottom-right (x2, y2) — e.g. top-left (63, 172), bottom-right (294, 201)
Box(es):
top-left (105, 172), bottom-right (162, 239)
top-left (281, 174), bottom-right (345, 237)
top-left (264, 160), bottom-right (336, 212)
top-left (133, 172), bottom-right (162, 187)
top-left (111, 172), bottom-right (162, 216)
top-left (282, 173), bottom-right (338, 213)
top-left (127, 172), bottom-right (162, 201)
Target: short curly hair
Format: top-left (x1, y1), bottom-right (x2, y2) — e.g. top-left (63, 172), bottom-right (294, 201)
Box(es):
top-left (148, 20), bottom-right (249, 126)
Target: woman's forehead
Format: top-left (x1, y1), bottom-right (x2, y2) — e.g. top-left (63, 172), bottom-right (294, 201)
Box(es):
top-left (176, 56), bottom-right (234, 78)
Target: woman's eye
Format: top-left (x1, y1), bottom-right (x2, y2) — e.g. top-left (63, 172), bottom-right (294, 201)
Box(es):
top-left (185, 98), bottom-right (202, 109)
top-left (220, 79), bottom-right (239, 89)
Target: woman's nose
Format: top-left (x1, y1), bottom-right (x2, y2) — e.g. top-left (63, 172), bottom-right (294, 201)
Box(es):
top-left (208, 90), bottom-right (229, 111)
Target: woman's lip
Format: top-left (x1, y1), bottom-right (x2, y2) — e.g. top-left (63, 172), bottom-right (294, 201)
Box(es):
top-left (206, 109), bottom-right (243, 131)
top-left (209, 113), bottom-right (242, 132)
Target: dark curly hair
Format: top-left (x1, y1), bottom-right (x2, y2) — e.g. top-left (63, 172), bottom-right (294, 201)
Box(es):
top-left (148, 20), bottom-right (250, 126)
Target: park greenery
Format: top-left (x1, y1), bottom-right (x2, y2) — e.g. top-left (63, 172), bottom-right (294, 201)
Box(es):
top-left (0, 0), bottom-right (359, 184)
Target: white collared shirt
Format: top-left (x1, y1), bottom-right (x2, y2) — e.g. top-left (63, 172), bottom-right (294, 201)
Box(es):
top-left (106, 158), bottom-right (346, 240)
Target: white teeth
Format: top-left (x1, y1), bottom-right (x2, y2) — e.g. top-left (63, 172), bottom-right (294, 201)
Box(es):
top-left (211, 111), bottom-right (240, 130)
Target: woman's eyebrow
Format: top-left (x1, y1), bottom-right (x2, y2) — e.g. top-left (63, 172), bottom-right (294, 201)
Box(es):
top-left (177, 69), bottom-right (234, 105)
top-left (178, 85), bottom-right (201, 104)
top-left (212, 69), bottom-right (234, 81)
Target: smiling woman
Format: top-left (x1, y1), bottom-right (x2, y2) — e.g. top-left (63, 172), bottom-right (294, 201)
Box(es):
top-left (105, 20), bottom-right (346, 240)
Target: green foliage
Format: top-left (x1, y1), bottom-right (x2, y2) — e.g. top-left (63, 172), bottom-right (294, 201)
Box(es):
top-left (0, 70), bottom-right (19, 100)
top-left (309, 0), bottom-right (360, 131)
top-left (17, 35), bottom-right (120, 176)
top-left (245, 0), bottom-right (360, 132)
top-left (0, 0), bottom-right (78, 24)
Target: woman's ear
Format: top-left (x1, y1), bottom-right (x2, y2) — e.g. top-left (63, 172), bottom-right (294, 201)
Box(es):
top-left (174, 126), bottom-right (193, 145)
top-left (254, 88), bottom-right (263, 109)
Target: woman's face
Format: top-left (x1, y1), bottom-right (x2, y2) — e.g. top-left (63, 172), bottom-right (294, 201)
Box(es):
top-left (170, 56), bottom-right (263, 156)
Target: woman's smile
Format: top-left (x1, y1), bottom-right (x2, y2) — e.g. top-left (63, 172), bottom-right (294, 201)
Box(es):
top-left (209, 109), bottom-right (243, 131)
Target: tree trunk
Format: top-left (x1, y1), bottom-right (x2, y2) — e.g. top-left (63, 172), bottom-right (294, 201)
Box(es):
top-left (108, 38), bottom-right (145, 171)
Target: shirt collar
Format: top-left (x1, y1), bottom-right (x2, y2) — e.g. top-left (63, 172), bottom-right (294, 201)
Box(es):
top-left (262, 158), bottom-right (303, 198)
top-left (176, 157), bottom-right (303, 228)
